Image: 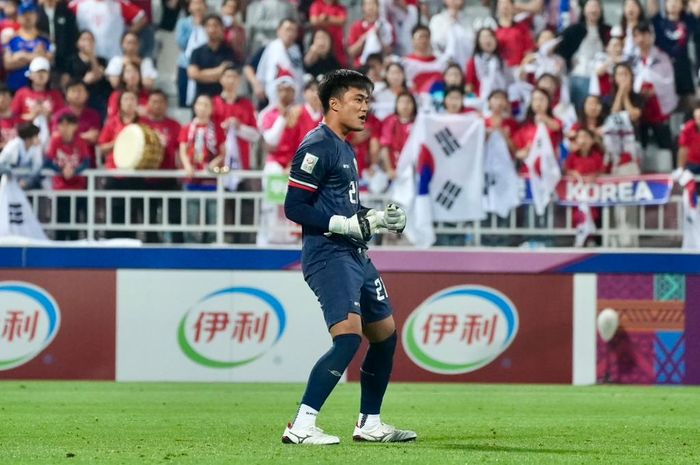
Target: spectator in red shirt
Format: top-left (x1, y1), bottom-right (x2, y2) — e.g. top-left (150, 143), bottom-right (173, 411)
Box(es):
top-left (46, 113), bottom-right (90, 240)
top-left (565, 127), bottom-right (605, 238)
top-left (296, 76), bottom-right (323, 140)
top-left (50, 79), bottom-right (102, 164)
top-left (485, 89), bottom-right (518, 154)
top-left (178, 93), bottom-right (225, 242)
top-left (309, 0), bottom-right (347, 67)
top-left (591, 35), bottom-right (625, 104)
top-left (212, 65), bottom-right (259, 172)
top-left (0, 0), bottom-right (20, 46)
top-left (514, 87), bottom-right (562, 172)
top-left (141, 89), bottom-right (183, 242)
top-left (495, 0), bottom-right (535, 68)
top-left (379, 90), bottom-right (416, 180)
top-left (678, 103), bottom-right (700, 174)
top-left (106, 61), bottom-right (149, 118)
top-left (97, 89), bottom-right (141, 237)
top-left (11, 57), bottom-right (64, 122)
top-left (569, 95), bottom-right (607, 151)
top-left (179, 93), bottom-right (225, 178)
top-left (632, 21), bottom-right (675, 152)
top-left (0, 83), bottom-right (20, 151)
top-left (347, 0), bottom-right (394, 68)
top-left (466, 27), bottom-right (510, 99)
top-left (98, 89), bottom-right (139, 169)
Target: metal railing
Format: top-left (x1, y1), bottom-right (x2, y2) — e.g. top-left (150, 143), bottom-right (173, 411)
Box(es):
top-left (14, 169), bottom-right (684, 247)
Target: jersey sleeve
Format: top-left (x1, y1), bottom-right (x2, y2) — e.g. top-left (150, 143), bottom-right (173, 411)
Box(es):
top-left (287, 141), bottom-right (330, 193)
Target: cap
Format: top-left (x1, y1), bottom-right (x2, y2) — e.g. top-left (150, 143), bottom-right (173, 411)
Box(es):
top-left (18, 1), bottom-right (37, 15)
top-left (27, 56), bottom-right (51, 75)
top-left (275, 67), bottom-right (296, 88)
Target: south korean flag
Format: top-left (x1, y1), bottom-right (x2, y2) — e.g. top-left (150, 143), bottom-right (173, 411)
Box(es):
top-left (424, 114), bottom-right (486, 222)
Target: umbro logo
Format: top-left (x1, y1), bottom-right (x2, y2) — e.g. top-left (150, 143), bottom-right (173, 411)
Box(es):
top-left (329, 370), bottom-right (342, 377)
top-left (342, 164), bottom-right (350, 168)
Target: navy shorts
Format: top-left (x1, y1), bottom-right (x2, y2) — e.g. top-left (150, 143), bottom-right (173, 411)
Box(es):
top-left (304, 250), bottom-right (393, 329)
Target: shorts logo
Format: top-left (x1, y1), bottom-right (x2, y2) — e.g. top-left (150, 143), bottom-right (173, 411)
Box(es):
top-left (402, 285), bottom-right (518, 375)
top-left (301, 153), bottom-right (319, 174)
top-left (0, 282), bottom-right (61, 371)
top-left (178, 287), bottom-right (286, 369)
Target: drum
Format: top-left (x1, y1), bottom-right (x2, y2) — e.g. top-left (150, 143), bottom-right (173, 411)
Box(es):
top-left (113, 124), bottom-right (164, 169)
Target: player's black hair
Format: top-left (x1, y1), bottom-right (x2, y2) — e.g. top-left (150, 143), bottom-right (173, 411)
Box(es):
top-left (17, 122), bottom-right (40, 140)
top-left (57, 113), bottom-right (79, 125)
top-left (318, 69), bottom-right (374, 114)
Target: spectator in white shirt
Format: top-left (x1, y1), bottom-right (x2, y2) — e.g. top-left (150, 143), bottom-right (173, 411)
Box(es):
top-left (105, 31), bottom-right (158, 89)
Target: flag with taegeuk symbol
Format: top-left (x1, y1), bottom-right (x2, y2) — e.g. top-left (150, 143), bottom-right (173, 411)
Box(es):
top-left (525, 123), bottom-right (561, 216)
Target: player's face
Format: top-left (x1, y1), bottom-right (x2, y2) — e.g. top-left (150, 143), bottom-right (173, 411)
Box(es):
top-left (337, 87), bottom-right (370, 132)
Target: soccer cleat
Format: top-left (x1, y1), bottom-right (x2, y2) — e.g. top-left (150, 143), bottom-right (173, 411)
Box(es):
top-left (352, 422), bottom-right (417, 443)
top-left (281, 423), bottom-right (340, 445)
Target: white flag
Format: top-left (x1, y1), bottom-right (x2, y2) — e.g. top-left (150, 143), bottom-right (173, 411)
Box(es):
top-left (0, 174), bottom-right (47, 240)
top-left (360, 27), bottom-right (383, 65)
top-left (676, 169), bottom-right (700, 250)
top-left (423, 113), bottom-right (485, 222)
top-left (525, 123), bottom-right (561, 216)
top-left (224, 127), bottom-right (241, 191)
top-left (574, 203), bottom-right (596, 247)
top-left (483, 130), bottom-right (520, 218)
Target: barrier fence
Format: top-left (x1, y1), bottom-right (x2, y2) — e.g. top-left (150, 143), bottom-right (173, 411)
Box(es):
top-left (12, 169), bottom-right (686, 247)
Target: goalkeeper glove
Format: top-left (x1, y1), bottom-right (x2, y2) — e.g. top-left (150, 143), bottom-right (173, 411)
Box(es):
top-left (376, 203), bottom-right (406, 233)
top-left (328, 208), bottom-right (379, 241)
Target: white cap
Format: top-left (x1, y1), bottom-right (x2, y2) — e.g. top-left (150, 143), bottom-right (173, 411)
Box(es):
top-left (27, 56), bottom-right (50, 74)
top-left (275, 75), bottom-right (296, 88)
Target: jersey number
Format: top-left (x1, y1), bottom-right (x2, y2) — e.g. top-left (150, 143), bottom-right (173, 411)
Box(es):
top-left (349, 181), bottom-right (358, 204)
top-left (375, 278), bottom-right (388, 301)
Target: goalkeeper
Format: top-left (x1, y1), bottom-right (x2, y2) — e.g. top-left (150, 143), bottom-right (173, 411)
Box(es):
top-left (282, 69), bottom-right (416, 445)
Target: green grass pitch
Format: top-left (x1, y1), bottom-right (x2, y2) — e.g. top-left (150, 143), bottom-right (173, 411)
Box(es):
top-left (1, 382), bottom-right (699, 464)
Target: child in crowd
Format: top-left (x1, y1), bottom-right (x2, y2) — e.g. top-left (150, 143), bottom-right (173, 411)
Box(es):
top-left (46, 113), bottom-right (90, 240)
top-left (379, 90), bottom-right (417, 180)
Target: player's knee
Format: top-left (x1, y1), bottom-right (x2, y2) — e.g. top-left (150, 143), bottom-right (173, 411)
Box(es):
top-left (371, 331), bottom-right (397, 356)
top-left (332, 333), bottom-right (362, 363)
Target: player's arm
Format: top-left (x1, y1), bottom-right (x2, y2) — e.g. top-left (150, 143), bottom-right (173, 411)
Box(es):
top-left (284, 145), bottom-right (379, 240)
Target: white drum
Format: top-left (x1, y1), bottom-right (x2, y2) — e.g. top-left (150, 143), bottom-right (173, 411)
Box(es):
top-left (113, 124), bottom-right (164, 169)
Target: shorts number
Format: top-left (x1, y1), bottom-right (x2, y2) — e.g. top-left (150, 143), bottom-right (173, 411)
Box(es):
top-left (349, 181), bottom-right (358, 204)
top-left (374, 278), bottom-right (388, 301)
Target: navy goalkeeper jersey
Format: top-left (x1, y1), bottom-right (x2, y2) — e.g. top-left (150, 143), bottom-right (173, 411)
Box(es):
top-left (287, 123), bottom-right (365, 264)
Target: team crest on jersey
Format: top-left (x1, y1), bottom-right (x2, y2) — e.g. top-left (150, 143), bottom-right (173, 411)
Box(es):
top-left (301, 153), bottom-right (319, 174)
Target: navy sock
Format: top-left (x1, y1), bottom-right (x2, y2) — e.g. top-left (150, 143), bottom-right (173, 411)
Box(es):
top-left (300, 333), bottom-right (362, 411)
top-left (360, 331), bottom-right (397, 415)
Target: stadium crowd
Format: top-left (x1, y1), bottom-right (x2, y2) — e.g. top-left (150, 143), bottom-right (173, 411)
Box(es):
top-left (0, 0), bottom-right (699, 244)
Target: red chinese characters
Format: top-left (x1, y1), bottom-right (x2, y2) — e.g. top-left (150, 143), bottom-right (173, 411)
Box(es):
top-left (422, 313), bottom-right (498, 346)
top-left (193, 311), bottom-right (270, 344)
top-left (1, 310), bottom-right (40, 343)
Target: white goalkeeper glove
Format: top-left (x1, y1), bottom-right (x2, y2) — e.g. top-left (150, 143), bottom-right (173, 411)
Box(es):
top-left (328, 208), bottom-right (379, 241)
top-left (376, 203), bottom-right (406, 233)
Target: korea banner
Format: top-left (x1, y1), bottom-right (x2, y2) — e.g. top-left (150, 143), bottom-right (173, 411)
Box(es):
top-left (525, 124), bottom-right (561, 215)
top-left (554, 174), bottom-right (673, 206)
top-left (0, 174), bottom-right (47, 240)
top-left (483, 130), bottom-right (520, 218)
